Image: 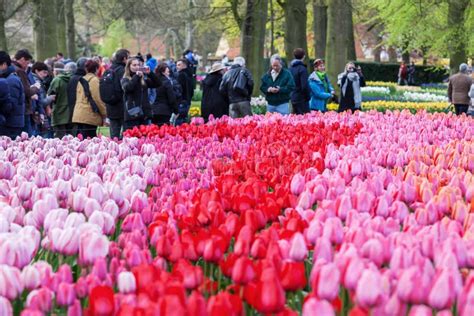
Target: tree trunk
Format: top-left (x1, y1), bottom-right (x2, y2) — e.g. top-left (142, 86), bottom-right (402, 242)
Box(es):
top-left (312, 0), bottom-right (327, 59)
top-left (388, 46), bottom-right (397, 62)
top-left (241, 0), bottom-right (268, 96)
top-left (56, 0), bottom-right (67, 55)
top-left (82, 0), bottom-right (92, 56)
top-left (402, 51), bottom-right (410, 64)
top-left (0, 0), bottom-right (7, 51)
top-left (269, 0), bottom-right (275, 56)
top-left (65, 0), bottom-right (76, 60)
top-left (325, 0), bottom-right (346, 88)
top-left (33, 0), bottom-right (58, 61)
top-left (447, 0), bottom-right (469, 74)
top-left (373, 46), bottom-right (382, 62)
top-left (344, 0), bottom-right (356, 61)
top-left (184, 0), bottom-right (195, 50)
top-left (281, 0), bottom-right (307, 60)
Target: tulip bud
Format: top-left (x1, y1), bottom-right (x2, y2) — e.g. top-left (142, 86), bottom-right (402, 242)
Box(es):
top-left (118, 271), bottom-right (136, 294)
top-left (289, 232), bottom-right (308, 261)
top-left (56, 282), bottom-right (76, 307)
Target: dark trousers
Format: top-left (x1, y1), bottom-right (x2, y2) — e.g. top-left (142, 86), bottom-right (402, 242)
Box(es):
top-left (454, 104), bottom-right (469, 115)
top-left (176, 102), bottom-right (190, 126)
top-left (229, 101), bottom-right (252, 118)
top-left (109, 118), bottom-right (123, 139)
top-left (75, 123), bottom-right (97, 138)
top-left (152, 115), bottom-right (171, 126)
top-left (292, 101), bottom-right (310, 115)
top-left (0, 126), bottom-right (22, 139)
top-left (53, 124), bottom-right (72, 139)
top-left (123, 119), bottom-right (146, 131)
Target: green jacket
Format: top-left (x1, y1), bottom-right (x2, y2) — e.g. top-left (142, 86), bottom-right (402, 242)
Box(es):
top-left (260, 68), bottom-right (295, 106)
top-left (48, 72), bottom-right (73, 126)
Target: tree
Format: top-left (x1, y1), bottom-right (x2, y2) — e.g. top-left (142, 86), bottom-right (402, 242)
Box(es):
top-left (0, 0), bottom-right (28, 51)
top-left (277, 0), bottom-right (308, 59)
top-left (344, 0), bottom-right (356, 61)
top-left (56, 0), bottom-right (67, 55)
top-left (326, 0), bottom-right (347, 86)
top-left (312, 0), bottom-right (327, 59)
top-left (33, 0), bottom-right (58, 60)
top-left (241, 0), bottom-right (268, 95)
top-left (65, 0), bottom-right (76, 59)
top-left (447, 0), bottom-right (470, 73)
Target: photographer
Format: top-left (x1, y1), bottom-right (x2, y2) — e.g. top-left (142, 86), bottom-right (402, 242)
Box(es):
top-left (337, 62), bottom-right (366, 113)
top-left (121, 57), bottom-right (160, 130)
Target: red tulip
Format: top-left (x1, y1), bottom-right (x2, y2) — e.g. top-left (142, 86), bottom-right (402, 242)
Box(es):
top-left (231, 256), bottom-right (255, 285)
top-left (187, 291), bottom-right (207, 316)
top-left (207, 291), bottom-right (243, 316)
top-left (254, 268), bottom-right (286, 313)
top-left (88, 286), bottom-right (115, 316)
top-left (279, 261), bottom-right (307, 291)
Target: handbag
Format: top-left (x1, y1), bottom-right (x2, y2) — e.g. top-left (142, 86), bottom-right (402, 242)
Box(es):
top-left (127, 102), bottom-right (144, 118)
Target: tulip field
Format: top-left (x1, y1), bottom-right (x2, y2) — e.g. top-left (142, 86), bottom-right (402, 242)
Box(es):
top-left (0, 109), bottom-right (474, 315)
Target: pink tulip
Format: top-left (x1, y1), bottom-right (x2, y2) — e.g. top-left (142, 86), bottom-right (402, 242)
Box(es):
top-left (408, 305), bottom-right (432, 316)
top-left (0, 265), bottom-right (23, 300)
top-left (311, 262), bottom-right (340, 301)
top-left (118, 271), bottom-right (137, 294)
top-left (22, 266), bottom-right (41, 290)
top-left (26, 288), bottom-right (53, 312)
top-left (288, 232), bottom-right (308, 261)
top-left (79, 232), bottom-right (109, 266)
top-left (428, 269), bottom-right (462, 310)
top-left (356, 269), bottom-right (383, 308)
top-left (0, 296), bottom-right (12, 316)
top-left (56, 282), bottom-right (76, 306)
top-left (303, 297), bottom-right (335, 316)
top-left (290, 173), bottom-right (305, 195)
top-left (49, 227), bottom-right (79, 256)
top-left (67, 299), bottom-right (82, 316)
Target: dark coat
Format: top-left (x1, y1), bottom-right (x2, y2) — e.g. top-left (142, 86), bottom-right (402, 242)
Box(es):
top-left (67, 68), bottom-right (87, 120)
top-left (12, 61), bottom-right (38, 115)
top-left (201, 72), bottom-right (229, 121)
top-left (0, 78), bottom-right (11, 125)
top-left (151, 75), bottom-right (178, 116)
top-left (1, 65), bottom-right (25, 128)
top-left (121, 71), bottom-right (160, 122)
top-left (105, 62), bottom-right (126, 119)
top-left (289, 59), bottom-right (310, 103)
top-left (338, 73), bottom-right (366, 112)
top-left (177, 70), bottom-right (193, 104)
top-left (219, 65), bottom-right (254, 104)
top-left (260, 68), bottom-right (295, 106)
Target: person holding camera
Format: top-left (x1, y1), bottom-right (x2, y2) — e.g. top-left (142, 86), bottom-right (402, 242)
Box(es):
top-left (308, 59), bottom-right (334, 112)
top-left (71, 60), bottom-right (107, 138)
top-left (337, 62), bottom-right (366, 113)
top-left (121, 57), bottom-right (161, 131)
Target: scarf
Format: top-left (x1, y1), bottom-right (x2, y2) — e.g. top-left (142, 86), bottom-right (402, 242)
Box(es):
top-left (341, 72), bottom-right (361, 107)
top-left (316, 71), bottom-right (329, 92)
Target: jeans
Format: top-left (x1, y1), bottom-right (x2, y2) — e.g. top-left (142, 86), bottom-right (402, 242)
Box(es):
top-left (109, 118), bottom-right (123, 139)
top-left (229, 101), bottom-right (252, 118)
top-left (454, 104), bottom-right (469, 115)
top-left (23, 115), bottom-right (35, 136)
top-left (148, 88), bottom-right (157, 104)
top-left (267, 103), bottom-right (290, 115)
top-left (292, 101), bottom-right (310, 115)
top-left (176, 102), bottom-right (190, 126)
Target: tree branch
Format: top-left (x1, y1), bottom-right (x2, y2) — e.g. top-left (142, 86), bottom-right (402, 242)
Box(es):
top-left (230, 0), bottom-right (242, 28)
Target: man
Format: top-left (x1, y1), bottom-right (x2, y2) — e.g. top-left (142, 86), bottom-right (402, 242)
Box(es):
top-left (176, 59), bottom-right (194, 125)
top-left (0, 51), bottom-right (25, 139)
top-left (13, 49), bottom-right (40, 136)
top-left (448, 63), bottom-right (473, 115)
top-left (103, 49), bottom-right (129, 139)
top-left (48, 62), bottom-right (76, 138)
top-left (260, 54), bottom-right (295, 115)
top-left (219, 56), bottom-right (254, 118)
top-left (289, 48), bottom-right (310, 114)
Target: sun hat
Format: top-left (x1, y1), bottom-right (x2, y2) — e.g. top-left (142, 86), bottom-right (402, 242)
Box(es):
top-left (209, 62), bottom-right (225, 74)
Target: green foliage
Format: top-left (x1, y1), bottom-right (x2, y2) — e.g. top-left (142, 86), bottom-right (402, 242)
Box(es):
top-left (99, 19), bottom-right (133, 58)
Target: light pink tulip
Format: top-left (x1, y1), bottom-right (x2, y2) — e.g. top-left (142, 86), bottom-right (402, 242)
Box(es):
top-left (118, 271), bottom-right (137, 294)
top-left (356, 269), bottom-right (383, 308)
top-left (303, 297), bottom-right (335, 316)
top-left (79, 232), bottom-right (109, 266)
top-left (56, 282), bottom-right (76, 306)
top-left (288, 232), bottom-right (308, 261)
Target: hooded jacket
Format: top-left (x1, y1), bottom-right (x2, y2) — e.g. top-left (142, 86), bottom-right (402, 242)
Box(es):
top-left (201, 72), bottom-right (229, 121)
top-left (1, 65), bottom-right (24, 127)
top-left (48, 72), bottom-right (73, 126)
top-left (289, 59), bottom-right (310, 103)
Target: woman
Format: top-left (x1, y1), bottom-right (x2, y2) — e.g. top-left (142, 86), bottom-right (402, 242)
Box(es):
top-left (201, 62), bottom-right (228, 121)
top-left (337, 62), bottom-right (366, 113)
top-left (151, 63), bottom-right (178, 125)
top-left (308, 59), bottom-right (334, 112)
top-left (71, 60), bottom-right (107, 138)
top-left (121, 57), bottom-right (160, 130)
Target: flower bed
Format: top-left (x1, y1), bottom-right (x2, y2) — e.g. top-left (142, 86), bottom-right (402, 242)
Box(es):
top-left (0, 111), bottom-right (473, 315)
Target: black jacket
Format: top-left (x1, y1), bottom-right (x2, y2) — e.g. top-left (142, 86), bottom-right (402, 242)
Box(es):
top-left (219, 65), bottom-right (254, 104)
top-left (121, 72), bottom-right (160, 122)
top-left (1, 66), bottom-right (24, 128)
top-left (177, 70), bottom-right (193, 104)
top-left (151, 75), bottom-right (178, 116)
top-left (289, 59), bottom-right (310, 103)
top-left (105, 62), bottom-right (126, 119)
top-left (338, 73), bottom-right (366, 112)
top-left (201, 72), bottom-right (229, 121)
top-left (67, 68), bottom-right (87, 119)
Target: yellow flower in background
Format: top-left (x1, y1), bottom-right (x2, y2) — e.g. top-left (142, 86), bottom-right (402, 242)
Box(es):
top-left (189, 106), bottom-right (201, 117)
top-left (362, 101), bottom-right (448, 111)
top-left (366, 81), bottom-right (398, 88)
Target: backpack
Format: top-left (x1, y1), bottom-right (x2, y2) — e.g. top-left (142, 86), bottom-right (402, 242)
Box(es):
top-left (231, 69), bottom-right (248, 97)
top-left (99, 68), bottom-right (120, 104)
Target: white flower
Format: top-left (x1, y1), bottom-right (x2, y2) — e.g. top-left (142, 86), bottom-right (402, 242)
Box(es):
top-left (361, 87), bottom-right (391, 94)
top-left (402, 91), bottom-right (448, 102)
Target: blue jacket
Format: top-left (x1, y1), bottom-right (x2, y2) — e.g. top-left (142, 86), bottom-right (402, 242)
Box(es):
top-left (289, 59), bottom-right (310, 103)
top-left (0, 78), bottom-right (11, 126)
top-left (146, 58), bottom-right (158, 72)
top-left (308, 72), bottom-right (333, 112)
top-left (1, 66), bottom-right (25, 127)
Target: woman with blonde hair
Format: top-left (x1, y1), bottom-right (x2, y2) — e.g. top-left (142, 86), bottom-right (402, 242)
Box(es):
top-left (71, 60), bottom-right (107, 138)
top-left (337, 62), bottom-right (365, 113)
top-left (121, 57), bottom-right (160, 130)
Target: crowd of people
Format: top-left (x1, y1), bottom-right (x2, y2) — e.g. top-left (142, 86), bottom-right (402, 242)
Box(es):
top-left (202, 48), bottom-right (366, 122)
top-left (0, 48), bottom-right (198, 139)
top-left (0, 47), bottom-right (471, 140)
